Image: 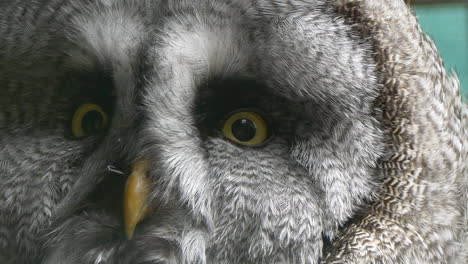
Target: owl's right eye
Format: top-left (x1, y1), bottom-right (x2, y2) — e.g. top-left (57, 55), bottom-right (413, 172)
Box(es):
top-left (71, 103), bottom-right (109, 138)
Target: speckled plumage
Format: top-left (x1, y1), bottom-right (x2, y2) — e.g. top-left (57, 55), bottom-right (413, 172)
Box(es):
top-left (0, 0), bottom-right (466, 263)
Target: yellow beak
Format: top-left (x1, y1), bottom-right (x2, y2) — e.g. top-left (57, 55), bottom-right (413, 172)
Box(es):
top-left (123, 160), bottom-right (151, 239)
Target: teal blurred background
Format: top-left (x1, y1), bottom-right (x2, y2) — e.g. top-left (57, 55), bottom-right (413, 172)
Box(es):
top-left (412, 2), bottom-right (468, 99)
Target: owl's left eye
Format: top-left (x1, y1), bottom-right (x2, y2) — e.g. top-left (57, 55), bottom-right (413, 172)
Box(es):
top-left (71, 103), bottom-right (109, 138)
top-left (222, 110), bottom-right (269, 146)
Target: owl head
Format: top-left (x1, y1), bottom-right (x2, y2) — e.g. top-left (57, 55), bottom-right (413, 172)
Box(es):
top-left (0, 0), bottom-right (465, 263)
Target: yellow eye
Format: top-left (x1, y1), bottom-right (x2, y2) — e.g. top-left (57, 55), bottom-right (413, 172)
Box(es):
top-left (222, 111), bottom-right (269, 146)
top-left (71, 103), bottom-right (109, 138)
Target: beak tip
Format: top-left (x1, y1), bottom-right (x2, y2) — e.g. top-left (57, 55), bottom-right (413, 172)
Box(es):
top-left (125, 224), bottom-right (135, 239)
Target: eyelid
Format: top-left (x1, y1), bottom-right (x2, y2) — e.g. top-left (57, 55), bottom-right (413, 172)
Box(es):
top-left (220, 108), bottom-right (269, 125)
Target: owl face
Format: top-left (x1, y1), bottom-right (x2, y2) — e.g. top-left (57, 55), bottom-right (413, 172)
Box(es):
top-left (0, 0), bottom-right (384, 263)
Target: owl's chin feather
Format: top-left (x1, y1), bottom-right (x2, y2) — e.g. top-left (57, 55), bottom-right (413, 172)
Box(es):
top-left (44, 208), bottom-right (185, 264)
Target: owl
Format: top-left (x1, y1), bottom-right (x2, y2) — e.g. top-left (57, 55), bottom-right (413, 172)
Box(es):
top-left (0, 0), bottom-right (466, 263)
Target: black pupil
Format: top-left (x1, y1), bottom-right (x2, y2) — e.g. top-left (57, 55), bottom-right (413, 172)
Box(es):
top-left (82, 110), bottom-right (104, 134)
top-left (231, 118), bottom-right (257, 142)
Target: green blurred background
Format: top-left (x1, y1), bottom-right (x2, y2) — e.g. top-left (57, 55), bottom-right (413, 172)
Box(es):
top-left (411, 1), bottom-right (468, 98)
